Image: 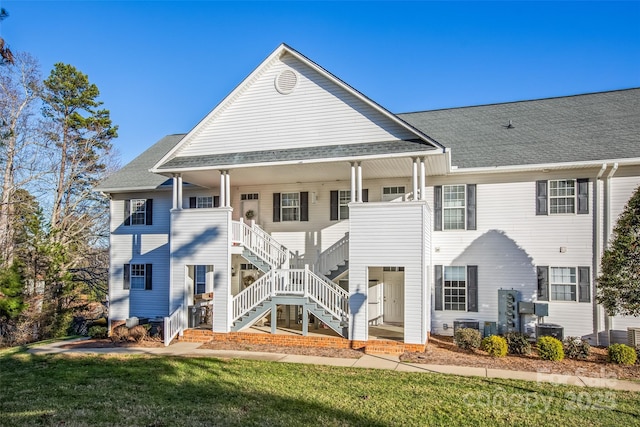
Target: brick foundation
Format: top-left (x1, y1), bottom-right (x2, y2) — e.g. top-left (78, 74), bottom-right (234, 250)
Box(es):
top-left (179, 329), bottom-right (426, 355)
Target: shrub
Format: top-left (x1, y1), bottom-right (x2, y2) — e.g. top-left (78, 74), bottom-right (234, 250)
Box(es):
top-left (504, 332), bottom-right (531, 355)
top-left (537, 336), bottom-right (564, 361)
top-left (607, 344), bottom-right (637, 365)
top-left (563, 336), bottom-right (591, 360)
top-left (110, 325), bottom-right (129, 342)
top-left (636, 347), bottom-right (640, 365)
top-left (128, 325), bottom-right (147, 342)
top-left (88, 326), bottom-right (108, 339)
top-left (454, 327), bottom-right (482, 351)
top-left (481, 335), bottom-right (508, 357)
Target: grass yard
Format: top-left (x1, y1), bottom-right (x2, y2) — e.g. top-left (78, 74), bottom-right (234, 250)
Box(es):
top-left (0, 348), bottom-right (639, 427)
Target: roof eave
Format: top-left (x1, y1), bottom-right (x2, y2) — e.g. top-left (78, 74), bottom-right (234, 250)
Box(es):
top-left (449, 157), bottom-right (640, 175)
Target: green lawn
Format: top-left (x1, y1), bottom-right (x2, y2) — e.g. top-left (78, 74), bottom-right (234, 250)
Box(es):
top-left (0, 349), bottom-right (639, 427)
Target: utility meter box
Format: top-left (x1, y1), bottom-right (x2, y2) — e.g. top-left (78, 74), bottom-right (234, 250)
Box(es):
top-left (518, 301), bottom-right (535, 314)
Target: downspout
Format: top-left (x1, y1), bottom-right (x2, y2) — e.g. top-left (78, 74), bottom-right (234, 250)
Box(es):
top-left (593, 163), bottom-right (607, 346)
top-left (603, 163), bottom-right (619, 339)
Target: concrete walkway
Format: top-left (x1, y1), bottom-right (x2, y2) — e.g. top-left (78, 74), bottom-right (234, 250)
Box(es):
top-left (27, 339), bottom-right (640, 392)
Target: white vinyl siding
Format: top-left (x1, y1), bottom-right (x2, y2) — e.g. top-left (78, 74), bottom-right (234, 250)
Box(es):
top-left (549, 179), bottom-right (576, 214)
top-left (174, 54), bottom-right (415, 158)
top-left (443, 185), bottom-right (465, 230)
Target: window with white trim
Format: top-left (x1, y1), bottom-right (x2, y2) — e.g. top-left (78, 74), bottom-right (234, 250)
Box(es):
top-left (281, 192), bottom-right (300, 221)
top-left (549, 180), bottom-right (576, 214)
top-left (338, 190), bottom-right (350, 220)
top-left (550, 267), bottom-right (577, 301)
top-left (130, 199), bottom-right (147, 225)
top-left (130, 264), bottom-right (146, 290)
top-left (194, 265), bottom-right (206, 294)
top-left (241, 193), bottom-right (259, 201)
top-left (383, 266), bottom-right (405, 272)
top-left (382, 186), bottom-right (405, 201)
top-left (444, 266), bottom-right (466, 311)
top-left (443, 185), bottom-right (466, 230)
top-left (196, 196), bottom-right (213, 209)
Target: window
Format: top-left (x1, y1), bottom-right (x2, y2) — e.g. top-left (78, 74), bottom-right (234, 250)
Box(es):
top-left (194, 265), bottom-right (206, 294)
top-left (550, 267), bottom-right (576, 301)
top-left (443, 266), bottom-right (467, 311)
top-left (536, 179), bottom-right (588, 215)
top-left (382, 186), bottom-right (405, 201)
top-left (240, 263), bottom-right (258, 271)
top-left (338, 190), bottom-right (350, 220)
top-left (196, 196), bottom-right (213, 209)
top-left (549, 180), bottom-right (575, 214)
top-left (443, 185), bottom-right (466, 230)
top-left (124, 199), bottom-right (152, 226)
top-left (241, 193), bottom-right (259, 201)
top-left (124, 264), bottom-right (152, 290)
top-left (383, 266), bottom-right (405, 272)
top-left (434, 185), bottom-right (476, 231)
top-left (273, 192), bottom-right (308, 222)
top-left (281, 192), bottom-right (300, 221)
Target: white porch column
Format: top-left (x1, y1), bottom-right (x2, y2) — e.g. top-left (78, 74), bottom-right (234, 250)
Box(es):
top-left (172, 175), bottom-right (178, 210)
top-left (412, 158), bottom-right (419, 201)
top-left (176, 174), bottom-right (183, 210)
top-left (219, 170), bottom-right (225, 208)
top-left (420, 157), bottom-right (426, 201)
top-left (225, 170), bottom-right (231, 207)
top-left (350, 162), bottom-right (356, 203)
top-left (356, 162), bottom-right (363, 203)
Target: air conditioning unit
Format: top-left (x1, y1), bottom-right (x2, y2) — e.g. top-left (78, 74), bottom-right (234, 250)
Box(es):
top-left (453, 319), bottom-right (479, 332)
top-left (628, 327), bottom-right (640, 347)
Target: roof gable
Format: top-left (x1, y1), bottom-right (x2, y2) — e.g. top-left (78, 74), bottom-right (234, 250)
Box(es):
top-left (153, 44), bottom-right (441, 171)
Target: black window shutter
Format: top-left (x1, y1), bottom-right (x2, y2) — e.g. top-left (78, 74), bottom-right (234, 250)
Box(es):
top-left (214, 196), bottom-right (220, 207)
top-left (145, 264), bottom-right (153, 290)
top-left (578, 266), bottom-right (590, 302)
top-left (537, 266), bottom-right (549, 301)
top-left (466, 184), bottom-right (476, 230)
top-left (467, 265), bottom-right (478, 312)
top-left (434, 265), bottom-right (443, 311)
top-left (362, 189), bottom-right (369, 202)
top-left (124, 200), bottom-right (131, 226)
top-left (300, 192), bottom-right (309, 221)
top-left (536, 181), bottom-right (548, 215)
top-left (434, 186), bottom-right (442, 231)
top-left (123, 264), bottom-right (130, 290)
top-left (189, 197), bottom-right (196, 208)
top-left (273, 193), bottom-right (281, 222)
top-left (577, 179), bottom-right (589, 214)
top-left (145, 199), bottom-right (153, 225)
top-left (330, 191), bottom-right (339, 221)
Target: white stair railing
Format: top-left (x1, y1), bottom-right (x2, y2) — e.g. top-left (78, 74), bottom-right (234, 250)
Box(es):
top-left (304, 269), bottom-right (349, 322)
top-left (232, 220), bottom-right (289, 268)
top-left (231, 271), bottom-right (274, 322)
top-left (164, 304), bottom-right (184, 346)
top-left (314, 233), bottom-right (349, 275)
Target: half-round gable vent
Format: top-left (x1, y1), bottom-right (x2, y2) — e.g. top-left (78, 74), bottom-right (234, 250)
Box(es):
top-left (275, 69), bottom-right (298, 95)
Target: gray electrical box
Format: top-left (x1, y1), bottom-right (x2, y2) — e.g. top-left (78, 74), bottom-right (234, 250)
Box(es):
top-left (498, 289), bottom-right (519, 335)
top-left (518, 301), bottom-right (535, 314)
top-left (534, 303), bottom-right (549, 317)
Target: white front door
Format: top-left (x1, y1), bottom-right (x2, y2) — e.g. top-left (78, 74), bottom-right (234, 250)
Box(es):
top-left (383, 271), bottom-right (404, 324)
top-left (242, 199), bottom-right (259, 223)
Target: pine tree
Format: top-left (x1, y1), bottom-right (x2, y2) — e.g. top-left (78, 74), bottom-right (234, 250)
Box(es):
top-left (597, 185), bottom-right (640, 316)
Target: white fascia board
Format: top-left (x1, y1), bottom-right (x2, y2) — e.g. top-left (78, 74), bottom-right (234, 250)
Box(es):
top-left (94, 186), bottom-right (172, 194)
top-left (448, 157), bottom-right (640, 175)
top-left (152, 149), bottom-right (444, 175)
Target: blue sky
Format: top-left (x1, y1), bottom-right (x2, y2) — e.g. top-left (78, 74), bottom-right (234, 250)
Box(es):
top-left (2, 1), bottom-right (639, 164)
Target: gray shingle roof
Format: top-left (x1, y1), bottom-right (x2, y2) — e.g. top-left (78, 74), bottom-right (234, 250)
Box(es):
top-left (95, 134), bottom-right (185, 192)
top-left (157, 140), bottom-right (436, 170)
top-left (398, 88), bottom-right (640, 169)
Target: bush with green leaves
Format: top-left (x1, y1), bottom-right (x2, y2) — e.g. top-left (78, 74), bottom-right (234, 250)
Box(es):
top-left (563, 336), bottom-right (591, 360)
top-left (88, 326), bottom-right (108, 339)
top-left (504, 332), bottom-right (532, 355)
top-left (537, 336), bottom-right (564, 361)
top-left (481, 335), bottom-right (508, 357)
top-left (608, 343), bottom-right (637, 365)
top-left (454, 327), bottom-right (482, 351)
